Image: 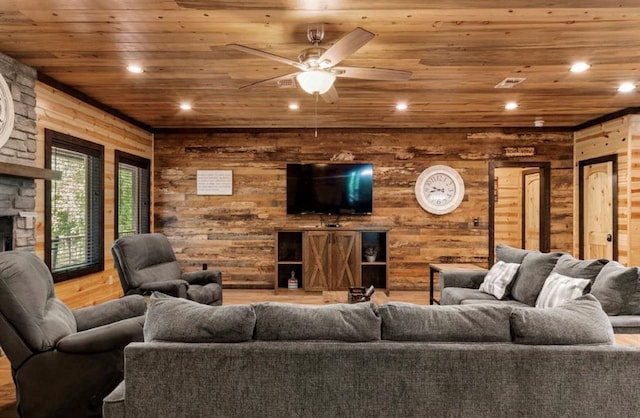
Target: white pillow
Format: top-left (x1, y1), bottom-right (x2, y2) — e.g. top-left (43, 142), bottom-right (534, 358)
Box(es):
top-left (479, 260), bottom-right (520, 299)
top-left (535, 272), bottom-right (591, 308)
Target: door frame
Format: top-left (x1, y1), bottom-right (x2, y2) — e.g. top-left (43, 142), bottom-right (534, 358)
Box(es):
top-left (489, 161), bottom-right (551, 265)
top-left (578, 154), bottom-right (618, 260)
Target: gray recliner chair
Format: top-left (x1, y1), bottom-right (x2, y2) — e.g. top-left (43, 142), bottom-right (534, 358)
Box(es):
top-left (111, 233), bottom-right (222, 305)
top-left (0, 251), bottom-right (146, 418)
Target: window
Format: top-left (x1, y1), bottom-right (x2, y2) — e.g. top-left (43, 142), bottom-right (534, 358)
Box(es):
top-left (45, 129), bottom-right (104, 282)
top-left (115, 150), bottom-right (150, 238)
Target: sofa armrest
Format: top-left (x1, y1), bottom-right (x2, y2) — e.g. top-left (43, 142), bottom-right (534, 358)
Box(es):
top-left (139, 280), bottom-right (188, 298)
top-left (103, 380), bottom-right (126, 418)
top-left (56, 316), bottom-right (145, 354)
top-left (439, 269), bottom-right (488, 293)
top-left (182, 270), bottom-right (222, 286)
top-left (73, 295), bottom-right (146, 331)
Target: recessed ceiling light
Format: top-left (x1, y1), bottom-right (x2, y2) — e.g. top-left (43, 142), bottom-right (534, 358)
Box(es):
top-left (126, 64), bottom-right (144, 74)
top-left (505, 102), bottom-right (518, 110)
top-left (395, 102), bottom-right (408, 111)
top-left (288, 103), bottom-right (300, 110)
top-left (570, 62), bottom-right (591, 73)
top-left (618, 82), bottom-right (636, 93)
top-left (179, 103), bottom-right (192, 111)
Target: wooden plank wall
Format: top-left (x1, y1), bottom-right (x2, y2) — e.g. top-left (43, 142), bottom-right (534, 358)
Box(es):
top-left (574, 116), bottom-right (636, 266)
top-left (154, 129), bottom-right (574, 290)
top-left (34, 82), bottom-right (154, 309)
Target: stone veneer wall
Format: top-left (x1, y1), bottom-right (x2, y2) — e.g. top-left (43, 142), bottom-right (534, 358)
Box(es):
top-left (0, 52), bottom-right (38, 251)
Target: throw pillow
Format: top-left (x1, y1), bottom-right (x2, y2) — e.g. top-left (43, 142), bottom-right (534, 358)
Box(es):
top-left (551, 254), bottom-right (609, 283)
top-left (535, 272), bottom-right (591, 308)
top-left (511, 294), bottom-right (615, 345)
top-left (510, 251), bottom-right (563, 306)
top-left (379, 302), bottom-right (512, 342)
top-left (591, 261), bottom-right (640, 315)
top-left (478, 260), bottom-right (520, 299)
top-left (143, 292), bottom-right (256, 343)
top-left (253, 301), bottom-right (381, 342)
top-left (496, 243), bottom-right (535, 264)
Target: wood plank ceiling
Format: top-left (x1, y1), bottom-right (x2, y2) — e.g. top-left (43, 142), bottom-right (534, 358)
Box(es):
top-left (1, 0), bottom-right (639, 129)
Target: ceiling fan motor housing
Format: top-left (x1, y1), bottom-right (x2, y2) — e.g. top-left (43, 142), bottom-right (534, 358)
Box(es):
top-left (298, 47), bottom-right (328, 68)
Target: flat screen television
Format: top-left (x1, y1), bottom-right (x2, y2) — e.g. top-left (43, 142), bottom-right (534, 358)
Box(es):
top-left (286, 163), bottom-right (373, 215)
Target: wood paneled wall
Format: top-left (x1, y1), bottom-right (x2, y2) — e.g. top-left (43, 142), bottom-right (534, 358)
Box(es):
top-left (574, 115), bottom-right (640, 266)
top-left (34, 82), bottom-right (154, 309)
top-left (154, 129), bottom-right (573, 290)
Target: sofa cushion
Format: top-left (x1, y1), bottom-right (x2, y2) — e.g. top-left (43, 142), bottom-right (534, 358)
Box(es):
top-left (535, 272), bottom-right (591, 308)
top-left (551, 254), bottom-right (608, 283)
top-left (478, 260), bottom-right (520, 299)
top-left (496, 243), bottom-right (535, 264)
top-left (510, 251), bottom-right (563, 306)
top-left (591, 261), bottom-right (640, 315)
top-left (510, 294), bottom-right (615, 345)
top-left (253, 302), bottom-right (381, 342)
top-left (379, 302), bottom-right (512, 342)
top-left (144, 293), bottom-right (255, 343)
top-left (440, 287), bottom-right (499, 305)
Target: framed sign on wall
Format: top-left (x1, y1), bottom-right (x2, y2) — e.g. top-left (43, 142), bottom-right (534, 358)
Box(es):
top-left (197, 170), bottom-right (233, 195)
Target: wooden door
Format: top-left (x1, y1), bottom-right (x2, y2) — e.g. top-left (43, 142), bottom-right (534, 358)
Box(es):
top-left (330, 231), bottom-right (360, 290)
top-left (303, 231), bottom-right (330, 291)
top-left (579, 156), bottom-right (617, 260)
top-left (522, 170), bottom-right (540, 250)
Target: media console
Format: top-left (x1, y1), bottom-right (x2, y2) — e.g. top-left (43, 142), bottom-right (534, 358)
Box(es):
top-left (275, 227), bottom-right (389, 293)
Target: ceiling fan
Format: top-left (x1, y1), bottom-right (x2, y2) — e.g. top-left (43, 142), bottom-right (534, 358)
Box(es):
top-left (227, 26), bottom-right (412, 103)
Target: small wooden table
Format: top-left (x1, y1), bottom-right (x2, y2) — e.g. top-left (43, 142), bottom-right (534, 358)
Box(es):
top-left (429, 263), bottom-right (486, 305)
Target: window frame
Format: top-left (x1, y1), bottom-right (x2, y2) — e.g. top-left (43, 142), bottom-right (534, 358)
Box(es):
top-left (114, 150), bottom-right (151, 239)
top-left (45, 129), bottom-right (105, 282)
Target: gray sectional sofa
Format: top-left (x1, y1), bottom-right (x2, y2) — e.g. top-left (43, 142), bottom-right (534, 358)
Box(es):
top-left (104, 292), bottom-right (640, 418)
top-left (439, 244), bottom-right (640, 333)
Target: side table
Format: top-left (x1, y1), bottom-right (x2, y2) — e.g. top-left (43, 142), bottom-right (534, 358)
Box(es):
top-left (429, 263), bottom-right (486, 305)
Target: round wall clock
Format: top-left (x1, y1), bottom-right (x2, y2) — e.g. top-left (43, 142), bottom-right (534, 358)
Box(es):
top-left (415, 165), bottom-right (465, 215)
top-left (0, 73), bottom-right (15, 149)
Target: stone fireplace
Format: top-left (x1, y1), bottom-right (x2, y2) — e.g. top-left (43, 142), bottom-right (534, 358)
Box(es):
top-left (0, 175), bottom-right (37, 252)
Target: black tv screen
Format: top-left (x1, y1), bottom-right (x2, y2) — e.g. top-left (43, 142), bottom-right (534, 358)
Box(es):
top-left (286, 163), bottom-right (373, 215)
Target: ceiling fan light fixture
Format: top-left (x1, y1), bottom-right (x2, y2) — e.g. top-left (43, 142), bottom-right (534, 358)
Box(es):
top-left (296, 70), bottom-right (336, 94)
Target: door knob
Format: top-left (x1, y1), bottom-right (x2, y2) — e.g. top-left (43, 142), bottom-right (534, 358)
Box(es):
top-left (607, 234), bottom-right (613, 242)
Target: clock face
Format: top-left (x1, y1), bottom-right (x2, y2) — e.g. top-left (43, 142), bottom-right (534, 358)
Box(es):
top-left (0, 73), bottom-right (15, 149)
top-left (415, 165), bottom-right (465, 215)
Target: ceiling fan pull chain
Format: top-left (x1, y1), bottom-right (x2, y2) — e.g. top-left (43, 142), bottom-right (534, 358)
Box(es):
top-left (314, 93), bottom-right (319, 138)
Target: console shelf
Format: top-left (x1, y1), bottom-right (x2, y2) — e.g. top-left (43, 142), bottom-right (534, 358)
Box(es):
top-left (275, 228), bottom-right (389, 293)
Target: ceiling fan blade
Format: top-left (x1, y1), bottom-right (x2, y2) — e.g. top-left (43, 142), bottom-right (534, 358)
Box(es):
top-left (321, 85), bottom-right (339, 103)
top-left (332, 66), bottom-right (412, 81)
top-left (237, 72), bottom-right (300, 90)
top-left (318, 27), bottom-right (375, 67)
top-left (227, 44), bottom-right (306, 71)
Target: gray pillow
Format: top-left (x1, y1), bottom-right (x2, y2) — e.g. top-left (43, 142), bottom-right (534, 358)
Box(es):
top-left (379, 302), bottom-right (512, 342)
top-left (551, 254), bottom-right (608, 283)
top-left (144, 293), bottom-right (256, 343)
top-left (496, 243), bottom-right (535, 264)
top-left (591, 261), bottom-right (640, 315)
top-left (510, 294), bottom-right (615, 345)
top-left (253, 302), bottom-right (381, 342)
top-left (510, 251), bottom-right (563, 306)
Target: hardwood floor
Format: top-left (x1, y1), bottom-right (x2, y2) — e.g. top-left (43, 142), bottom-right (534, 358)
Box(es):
top-left (1, 289), bottom-right (640, 417)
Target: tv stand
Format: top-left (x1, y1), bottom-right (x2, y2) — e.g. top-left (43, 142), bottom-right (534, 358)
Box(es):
top-left (275, 227), bottom-right (389, 293)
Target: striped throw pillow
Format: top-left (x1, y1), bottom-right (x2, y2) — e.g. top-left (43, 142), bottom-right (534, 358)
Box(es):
top-left (479, 260), bottom-right (520, 299)
top-left (535, 272), bottom-right (591, 308)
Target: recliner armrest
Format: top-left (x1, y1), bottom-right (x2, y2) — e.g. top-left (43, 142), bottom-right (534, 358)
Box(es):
top-left (439, 269), bottom-right (488, 293)
top-left (182, 270), bottom-right (222, 286)
top-left (139, 280), bottom-right (188, 298)
top-left (74, 295), bottom-right (147, 331)
top-left (56, 316), bottom-right (145, 354)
